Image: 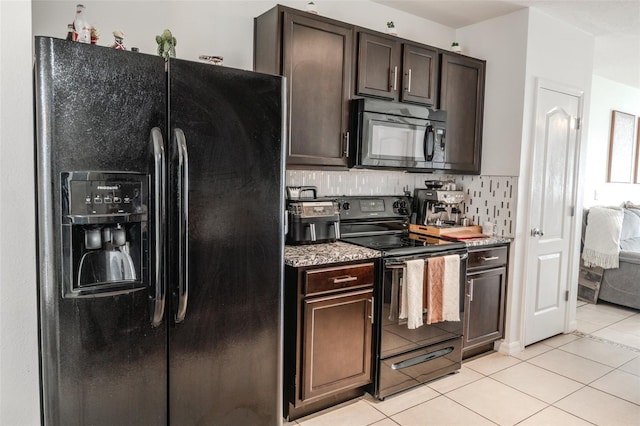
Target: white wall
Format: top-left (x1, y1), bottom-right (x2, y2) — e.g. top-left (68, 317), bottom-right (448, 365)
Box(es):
top-left (0, 1), bottom-right (40, 425)
top-left (456, 9), bottom-right (529, 178)
top-left (32, 0), bottom-right (455, 71)
top-left (583, 75), bottom-right (640, 207)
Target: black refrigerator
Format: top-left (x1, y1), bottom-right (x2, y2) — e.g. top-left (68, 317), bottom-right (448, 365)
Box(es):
top-left (34, 36), bottom-right (285, 425)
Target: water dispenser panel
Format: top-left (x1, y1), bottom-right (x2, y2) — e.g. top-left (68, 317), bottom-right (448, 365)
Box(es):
top-left (61, 171), bottom-right (149, 298)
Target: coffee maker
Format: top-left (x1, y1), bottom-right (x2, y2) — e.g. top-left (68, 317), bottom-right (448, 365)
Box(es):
top-left (61, 171), bottom-right (148, 297)
top-left (412, 187), bottom-right (466, 226)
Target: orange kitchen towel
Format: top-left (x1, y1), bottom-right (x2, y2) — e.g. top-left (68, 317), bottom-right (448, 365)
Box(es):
top-left (426, 256), bottom-right (444, 324)
top-left (442, 254), bottom-right (460, 322)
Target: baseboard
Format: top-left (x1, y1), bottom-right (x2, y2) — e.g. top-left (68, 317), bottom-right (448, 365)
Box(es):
top-left (494, 340), bottom-right (521, 355)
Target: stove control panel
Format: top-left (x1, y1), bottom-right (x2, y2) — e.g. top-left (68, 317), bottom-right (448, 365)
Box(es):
top-left (337, 196), bottom-right (411, 220)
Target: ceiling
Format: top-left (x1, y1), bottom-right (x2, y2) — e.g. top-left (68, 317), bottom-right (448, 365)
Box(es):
top-left (372, 0), bottom-right (640, 88)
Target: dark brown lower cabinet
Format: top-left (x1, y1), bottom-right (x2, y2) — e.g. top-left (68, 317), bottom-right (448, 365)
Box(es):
top-left (284, 261), bottom-right (376, 420)
top-left (302, 289), bottom-right (373, 400)
top-left (463, 245), bottom-right (508, 358)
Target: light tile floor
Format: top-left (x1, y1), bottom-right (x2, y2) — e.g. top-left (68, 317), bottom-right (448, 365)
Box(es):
top-left (288, 301), bottom-right (640, 426)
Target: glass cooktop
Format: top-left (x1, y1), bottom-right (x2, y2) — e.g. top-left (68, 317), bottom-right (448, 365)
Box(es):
top-left (340, 233), bottom-right (466, 257)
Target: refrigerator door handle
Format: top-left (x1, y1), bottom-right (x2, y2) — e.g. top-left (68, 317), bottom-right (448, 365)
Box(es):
top-left (174, 128), bottom-right (189, 323)
top-left (150, 127), bottom-right (166, 327)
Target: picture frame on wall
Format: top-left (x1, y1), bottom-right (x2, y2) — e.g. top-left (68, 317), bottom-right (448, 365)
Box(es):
top-left (607, 110), bottom-right (637, 183)
top-left (636, 117), bottom-right (640, 184)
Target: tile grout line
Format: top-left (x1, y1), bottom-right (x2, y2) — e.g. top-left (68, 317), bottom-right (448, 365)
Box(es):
top-left (571, 330), bottom-right (640, 353)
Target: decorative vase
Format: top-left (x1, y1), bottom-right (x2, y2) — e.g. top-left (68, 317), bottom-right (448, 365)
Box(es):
top-left (451, 44), bottom-right (462, 53)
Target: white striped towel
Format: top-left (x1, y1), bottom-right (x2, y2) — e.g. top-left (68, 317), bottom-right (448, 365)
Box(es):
top-left (582, 206), bottom-right (623, 269)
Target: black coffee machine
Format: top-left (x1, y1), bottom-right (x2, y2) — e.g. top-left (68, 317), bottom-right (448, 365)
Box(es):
top-left (286, 186), bottom-right (340, 245)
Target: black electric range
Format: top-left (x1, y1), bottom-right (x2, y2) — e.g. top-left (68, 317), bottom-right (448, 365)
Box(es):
top-left (337, 195), bottom-right (468, 400)
top-left (337, 195), bottom-right (466, 256)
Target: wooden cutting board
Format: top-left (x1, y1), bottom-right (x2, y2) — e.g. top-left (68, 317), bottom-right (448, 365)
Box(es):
top-left (440, 230), bottom-right (488, 240)
top-left (409, 224), bottom-right (483, 237)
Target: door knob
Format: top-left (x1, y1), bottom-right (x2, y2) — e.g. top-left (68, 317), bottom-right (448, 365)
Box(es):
top-left (531, 228), bottom-right (544, 237)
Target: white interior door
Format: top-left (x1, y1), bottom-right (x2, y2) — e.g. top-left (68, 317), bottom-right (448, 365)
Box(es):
top-left (524, 81), bottom-right (582, 346)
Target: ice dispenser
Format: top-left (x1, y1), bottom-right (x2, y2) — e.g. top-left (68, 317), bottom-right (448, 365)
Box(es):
top-left (61, 172), bottom-right (149, 297)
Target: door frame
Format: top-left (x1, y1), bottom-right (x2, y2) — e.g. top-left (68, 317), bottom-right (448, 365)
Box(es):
top-left (520, 78), bottom-right (585, 348)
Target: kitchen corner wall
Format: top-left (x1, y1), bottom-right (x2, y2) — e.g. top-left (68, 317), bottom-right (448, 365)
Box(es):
top-left (287, 170), bottom-right (518, 237)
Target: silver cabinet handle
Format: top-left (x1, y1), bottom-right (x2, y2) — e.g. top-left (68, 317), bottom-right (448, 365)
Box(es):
top-left (174, 128), bottom-right (189, 323)
top-left (481, 256), bottom-right (499, 261)
top-left (368, 296), bottom-right (374, 324)
top-left (393, 66), bottom-right (398, 91)
top-left (407, 68), bottom-right (412, 93)
top-left (333, 221), bottom-right (341, 239)
top-left (332, 275), bottom-right (358, 284)
top-left (343, 131), bottom-right (349, 157)
top-left (469, 280), bottom-right (474, 302)
top-left (150, 127), bottom-right (166, 327)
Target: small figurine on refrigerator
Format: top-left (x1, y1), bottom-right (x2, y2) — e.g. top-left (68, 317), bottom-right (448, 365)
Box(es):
top-left (109, 31), bottom-right (126, 50)
top-left (156, 29), bottom-right (177, 60)
top-left (73, 4), bottom-right (91, 43)
top-left (90, 27), bottom-right (100, 45)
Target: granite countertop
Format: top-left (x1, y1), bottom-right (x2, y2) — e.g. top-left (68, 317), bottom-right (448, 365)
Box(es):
top-left (284, 241), bottom-right (381, 267)
top-left (463, 236), bottom-right (512, 247)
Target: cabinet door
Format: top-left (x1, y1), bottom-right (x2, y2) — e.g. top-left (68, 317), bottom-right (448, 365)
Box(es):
top-left (439, 53), bottom-right (485, 174)
top-left (283, 12), bottom-right (353, 167)
top-left (401, 43), bottom-right (438, 106)
top-left (464, 267), bottom-right (506, 350)
top-left (302, 289), bottom-right (373, 401)
top-left (356, 31), bottom-right (401, 100)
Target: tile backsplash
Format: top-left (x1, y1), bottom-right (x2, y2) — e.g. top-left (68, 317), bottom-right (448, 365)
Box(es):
top-left (286, 170), bottom-right (518, 237)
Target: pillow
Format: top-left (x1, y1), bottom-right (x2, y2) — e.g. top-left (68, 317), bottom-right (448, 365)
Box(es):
top-left (625, 201), bottom-right (640, 209)
top-left (620, 208), bottom-right (640, 241)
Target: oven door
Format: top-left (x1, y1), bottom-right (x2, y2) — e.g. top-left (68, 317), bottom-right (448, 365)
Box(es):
top-left (379, 251), bottom-right (466, 358)
top-left (359, 111), bottom-right (441, 169)
top-left (375, 250), bottom-right (467, 399)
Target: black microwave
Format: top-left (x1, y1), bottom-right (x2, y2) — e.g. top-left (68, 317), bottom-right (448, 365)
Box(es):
top-left (349, 98), bottom-right (447, 171)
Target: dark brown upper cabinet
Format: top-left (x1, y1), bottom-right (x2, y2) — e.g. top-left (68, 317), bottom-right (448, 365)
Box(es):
top-left (356, 30), bottom-right (438, 107)
top-left (254, 6), bottom-right (353, 168)
top-left (438, 53), bottom-right (485, 174)
top-left (356, 31), bottom-right (401, 100)
top-left (401, 43), bottom-right (439, 106)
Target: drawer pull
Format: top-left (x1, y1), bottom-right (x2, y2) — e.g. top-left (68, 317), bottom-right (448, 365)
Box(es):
top-left (481, 256), bottom-right (499, 261)
top-left (331, 275), bottom-right (358, 284)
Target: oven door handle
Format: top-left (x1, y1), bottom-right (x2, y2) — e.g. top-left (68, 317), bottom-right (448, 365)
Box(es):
top-left (385, 252), bottom-right (468, 268)
top-left (391, 347), bottom-right (454, 370)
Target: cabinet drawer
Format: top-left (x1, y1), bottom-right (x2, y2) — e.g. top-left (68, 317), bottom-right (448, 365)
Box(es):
top-left (305, 263), bottom-right (374, 296)
top-left (467, 246), bottom-right (507, 270)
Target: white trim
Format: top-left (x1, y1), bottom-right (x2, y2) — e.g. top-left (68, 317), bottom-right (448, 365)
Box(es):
top-left (494, 339), bottom-right (522, 356)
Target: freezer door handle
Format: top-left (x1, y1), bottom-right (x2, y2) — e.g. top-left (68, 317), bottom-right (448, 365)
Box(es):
top-left (150, 127), bottom-right (166, 327)
top-left (174, 128), bottom-right (189, 323)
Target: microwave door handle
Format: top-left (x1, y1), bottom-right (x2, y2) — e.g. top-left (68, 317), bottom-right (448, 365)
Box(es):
top-left (425, 125), bottom-right (435, 161)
